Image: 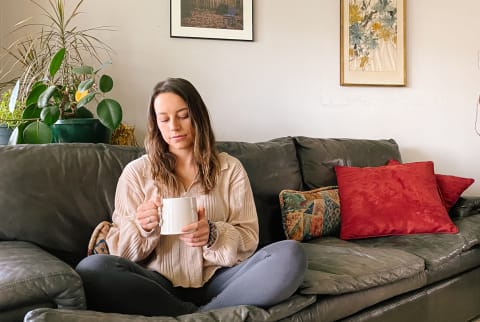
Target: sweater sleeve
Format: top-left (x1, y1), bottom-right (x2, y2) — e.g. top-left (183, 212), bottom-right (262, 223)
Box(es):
top-left (202, 157), bottom-right (259, 267)
top-left (106, 159), bottom-right (161, 262)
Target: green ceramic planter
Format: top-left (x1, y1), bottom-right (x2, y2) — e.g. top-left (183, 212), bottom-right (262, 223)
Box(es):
top-left (52, 118), bottom-right (112, 143)
top-left (0, 125), bottom-right (13, 145)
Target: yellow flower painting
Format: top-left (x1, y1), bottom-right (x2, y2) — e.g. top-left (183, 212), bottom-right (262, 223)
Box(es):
top-left (348, 0), bottom-right (398, 72)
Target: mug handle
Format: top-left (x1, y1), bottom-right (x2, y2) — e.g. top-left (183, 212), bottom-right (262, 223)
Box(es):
top-left (158, 206), bottom-right (163, 226)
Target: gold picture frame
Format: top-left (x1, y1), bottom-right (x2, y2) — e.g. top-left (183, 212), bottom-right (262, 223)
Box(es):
top-left (340, 0), bottom-right (406, 86)
top-left (170, 0), bottom-right (253, 41)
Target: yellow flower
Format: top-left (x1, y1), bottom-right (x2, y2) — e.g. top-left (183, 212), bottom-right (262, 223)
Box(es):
top-left (349, 4), bottom-right (362, 24)
top-left (360, 56), bottom-right (369, 69)
top-left (75, 90), bottom-right (88, 102)
top-left (372, 22), bottom-right (382, 32)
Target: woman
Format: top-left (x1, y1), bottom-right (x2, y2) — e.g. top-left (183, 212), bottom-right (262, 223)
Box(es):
top-left (76, 78), bottom-right (307, 316)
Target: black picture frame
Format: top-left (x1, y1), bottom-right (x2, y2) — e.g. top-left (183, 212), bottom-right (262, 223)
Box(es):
top-left (170, 0), bottom-right (253, 41)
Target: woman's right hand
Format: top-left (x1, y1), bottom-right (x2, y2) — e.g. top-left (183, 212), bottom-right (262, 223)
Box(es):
top-left (136, 197), bottom-right (161, 232)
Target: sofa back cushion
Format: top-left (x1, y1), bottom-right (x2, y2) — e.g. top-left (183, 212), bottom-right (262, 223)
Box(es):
top-left (294, 137), bottom-right (402, 189)
top-left (0, 143), bottom-right (145, 266)
top-left (217, 137), bottom-right (302, 247)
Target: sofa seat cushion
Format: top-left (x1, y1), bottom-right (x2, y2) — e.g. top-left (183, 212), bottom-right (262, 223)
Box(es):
top-left (0, 241), bottom-right (86, 311)
top-left (299, 237), bottom-right (425, 295)
top-left (353, 234), bottom-right (465, 270)
top-left (352, 216), bottom-right (480, 285)
top-left (24, 294), bottom-right (317, 322)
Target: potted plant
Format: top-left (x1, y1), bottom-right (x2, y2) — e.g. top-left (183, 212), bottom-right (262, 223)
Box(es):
top-left (8, 47), bottom-right (122, 144)
top-left (1, 0), bottom-right (122, 144)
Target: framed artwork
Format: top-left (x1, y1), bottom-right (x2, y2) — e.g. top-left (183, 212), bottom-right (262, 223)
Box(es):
top-left (170, 0), bottom-right (253, 41)
top-left (340, 0), bottom-right (406, 86)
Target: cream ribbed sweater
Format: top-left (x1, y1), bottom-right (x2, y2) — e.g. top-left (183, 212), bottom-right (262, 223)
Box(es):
top-left (106, 152), bottom-right (259, 288)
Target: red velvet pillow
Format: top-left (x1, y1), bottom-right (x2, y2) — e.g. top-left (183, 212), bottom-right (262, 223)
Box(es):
top-left (336, 161), bottom-right (458, 240)
top-left (388, 160), bottom-right (474, 210)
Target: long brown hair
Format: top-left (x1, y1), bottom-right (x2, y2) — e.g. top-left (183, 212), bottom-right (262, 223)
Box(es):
top-left (145, 78), bottom-right (220, 196)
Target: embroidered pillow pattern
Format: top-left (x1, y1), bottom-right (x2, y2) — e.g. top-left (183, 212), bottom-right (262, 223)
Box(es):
top-left (279, 186), bottom-right (341, 241)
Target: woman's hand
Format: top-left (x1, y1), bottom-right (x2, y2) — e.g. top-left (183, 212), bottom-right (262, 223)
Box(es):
top-left (136, 197), bottom-right (161, 232)
top-left (180, 207), bottom-right (209, 247)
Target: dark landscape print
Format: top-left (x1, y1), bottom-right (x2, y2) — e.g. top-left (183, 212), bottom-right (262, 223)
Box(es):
top-left (181, 0), bottom-right (244, 30)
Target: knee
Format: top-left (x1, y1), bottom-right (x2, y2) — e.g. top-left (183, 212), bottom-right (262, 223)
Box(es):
top-left (76, 254), bottom-right (114, 278)
top-left (260, 240), bottom-right (307, 301)
top-left (263, 240), bottom-right (307, 275)
top-left (278, 240), bottom-right (307, 273)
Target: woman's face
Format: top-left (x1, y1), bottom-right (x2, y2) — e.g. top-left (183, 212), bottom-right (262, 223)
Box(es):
top-left (153, 92), bottom-right (194, 154)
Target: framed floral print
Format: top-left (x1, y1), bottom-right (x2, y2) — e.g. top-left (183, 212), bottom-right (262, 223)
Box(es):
top-left (340, 0), bottom-right (406, 86)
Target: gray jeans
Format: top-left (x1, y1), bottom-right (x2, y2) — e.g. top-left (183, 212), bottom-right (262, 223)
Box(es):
top-left (76, 240), bottom-right (307, 317)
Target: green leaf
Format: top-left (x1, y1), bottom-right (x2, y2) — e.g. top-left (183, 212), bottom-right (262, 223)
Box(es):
top-left (77, 92), bottom-right (96, 108)
top-left (99, 74), bottom-right (113, 93)
top-left (97, 98), bottom-right (122, 130)
top-left (26, 83), bottom-right (48, 107)
top-left (40, 106), bottom-right (60, 126)
top-left (23, 121), bottom-right (53, 144)
top-left (38, 85), bottom-right (58, 108)
top-left (95, 61), bottom-right (112, 74)
top-left (9, 80), bottom-right (20, 113)
top-left (22, 104), bottom-right (42, 119)
top-left (73, 66), bottom-right (94, 75)
top-left (78, 79), bottom-right (94, 92)
top-left (49, 48), bottom-right (66, 78)
top-left (7, 123), bottom-right (27, 145)
top-left (75, 106), bottom-right (94, 118)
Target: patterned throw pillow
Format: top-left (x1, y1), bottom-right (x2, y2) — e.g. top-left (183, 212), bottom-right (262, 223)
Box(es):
top-left (279, 186), bottom-right (341, 241)
top-left (87, 221), bottom-right (112, 256)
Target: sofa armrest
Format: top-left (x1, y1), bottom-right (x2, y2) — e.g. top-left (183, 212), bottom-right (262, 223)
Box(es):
top-left (0, 241), bottom-right (86, 311)
top-left (449, 197), bottom-right (480, 218)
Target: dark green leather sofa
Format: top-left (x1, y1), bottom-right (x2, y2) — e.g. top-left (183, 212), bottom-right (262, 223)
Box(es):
top-left (0, 137), bottom-right (478, 322)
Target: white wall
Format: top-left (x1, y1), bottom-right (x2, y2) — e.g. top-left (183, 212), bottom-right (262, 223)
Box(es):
top-left (2, 0), bottom-right (480, 195)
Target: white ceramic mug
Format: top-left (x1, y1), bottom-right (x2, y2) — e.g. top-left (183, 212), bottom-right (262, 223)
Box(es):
top-left (159, 197), bottom-right (198, 235)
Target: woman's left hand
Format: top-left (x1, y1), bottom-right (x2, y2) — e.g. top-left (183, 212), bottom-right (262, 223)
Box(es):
top-left (180, 207), bottom-right (209, 247)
